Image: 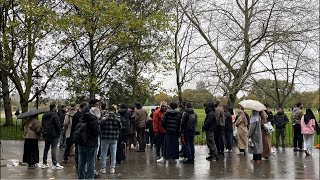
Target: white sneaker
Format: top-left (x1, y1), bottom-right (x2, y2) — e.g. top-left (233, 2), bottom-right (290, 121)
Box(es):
top-left (156, 157), bottom-right (166, 163)
top-left (100, 169), bottom-right (106, 174)
top-left (52, 163), bottom-right (64, 170)
top-left (110, 168), bottom-right (115, 174)
top-left (41, 164), bottom-right (49, 169)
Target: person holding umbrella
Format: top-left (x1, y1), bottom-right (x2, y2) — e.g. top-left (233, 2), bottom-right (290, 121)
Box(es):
top-left (18, 109), bottom-right (46, 169)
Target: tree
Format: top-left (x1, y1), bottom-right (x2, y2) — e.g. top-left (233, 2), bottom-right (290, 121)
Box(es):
top-left (0, 70), bottom-right (13, 125)
top-left (178, 0), bottom-right (319, 108)
top-left (154, 92), bottom-right (171, 105)
top-left (61, 0), bottom-right (169, 99)
top-left (0, 0), bottom-right (69, 112)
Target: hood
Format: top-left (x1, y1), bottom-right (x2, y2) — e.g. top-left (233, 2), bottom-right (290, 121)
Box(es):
top-left (90, 107), bottom-right (101, 119)
top-left (205, 102), bottom-right (214, 114)
top-left (185, 108), bottom-right (194, 114)
top-left (292, 107), bottom-right (300, 113)
top-left (118, 108), bottom-right (128, 115)
top-left (81, 112), bottom-right (98, 123)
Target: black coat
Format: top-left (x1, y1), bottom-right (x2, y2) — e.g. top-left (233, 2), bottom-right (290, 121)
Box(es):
top-left (81, 112), bottom-right (101, 147)
top-left (58, 109), bottom-right (66, 127)
top-left (118, 108), bottom-right (130, 130)
top-left (202, 103), bottom-right (217, 132)
top-left (42, 110), bottom-right (61, 139)
top-left (181, 108), bottom-right (197, 131)
top-left (162, 109), bottom-right (181, 135)
top-left (71, 110), bottom-right (82, 138)
top-left (274, 112), bottom-right (289, 129)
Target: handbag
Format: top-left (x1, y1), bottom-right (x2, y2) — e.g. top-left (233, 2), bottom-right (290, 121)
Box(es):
top-left (263, 122), bottom-right (275, 134)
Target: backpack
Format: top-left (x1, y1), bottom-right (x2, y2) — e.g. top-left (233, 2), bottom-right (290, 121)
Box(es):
top-left (187, 113), bottom-right (197, 130)
top-left (73, 122), bottom-right (87, 145)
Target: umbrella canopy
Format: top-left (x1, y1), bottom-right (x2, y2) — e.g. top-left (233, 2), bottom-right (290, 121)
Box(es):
top-left (17, 109), bottom-right (47, 119)
top-left (238, 99), bottom-right (267, 111)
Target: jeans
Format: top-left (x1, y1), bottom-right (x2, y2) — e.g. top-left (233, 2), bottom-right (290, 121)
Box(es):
top-left (155, 133), bottom-right (165, 157)
top-left (184, 130), bottom-right (195, 160)
top-left (59, 130), bottom-right (66, 147)
top-left (63, 137), bottom-right (73, 160)
top-left (276, 128), bottom-right (286, 148)
top-left (43, 137), bottom-right (59, 165)
top-left (224, 130), bottom-right (233, 150)
top-left (137, 127), bottom-right (146, 150)
top-left (293, 124), bottom-right (303, 149)
top-left (101, 139), bottom-right (117, 170)
top-left (78, 145), bottom-right (97, 179)
top-left (206, 131), bottom-right (218, 156)
top-left (303, 134), bottom-right (314, 155)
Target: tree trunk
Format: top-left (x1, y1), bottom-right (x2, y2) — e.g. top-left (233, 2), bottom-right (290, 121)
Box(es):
top-left (177, 83), bottom-right (182, 104)
top-left (1, 71), bottom-right (13, 126)
top-left (227, 93), bottom-right (237, 109)
top-left (20, 95), bottom-right (29, 113)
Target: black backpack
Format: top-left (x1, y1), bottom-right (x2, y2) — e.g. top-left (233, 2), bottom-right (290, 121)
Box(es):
top-left (187, 113), bottom-right (197, 130)
top-left (73, 122), bottom-right (87, 145)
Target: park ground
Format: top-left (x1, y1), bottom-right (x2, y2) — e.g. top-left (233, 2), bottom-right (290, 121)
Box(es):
top-left (0, 140), bottom-right (319, 179)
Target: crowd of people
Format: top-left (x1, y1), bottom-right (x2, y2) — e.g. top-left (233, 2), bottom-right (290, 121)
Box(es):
top-left (21, 99), bottom-right (319, 179)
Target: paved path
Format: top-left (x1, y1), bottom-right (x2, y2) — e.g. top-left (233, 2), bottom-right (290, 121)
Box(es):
top-left (0, 140), bottom-right (319, 179)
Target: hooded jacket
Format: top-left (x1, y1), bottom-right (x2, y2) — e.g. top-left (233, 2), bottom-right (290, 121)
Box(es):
top-left (162, 109), bottom-right (181, 135)
top-left (181, 108), bottom-right (197, 131)
top-left (42, 110), bottom-right (61, 139)
top-left (224, 111), bottom-right (233, 131)
top-left (135, 108), bottom-right (148, 128)
top-left (202, 103), bottom-right (217, 132)
top-left (80, 111), bottom-right (101, 147)
top-left (274, 111), bottom-right (289, 128)
top-left (153, 109), bottom-right (166, 134)
top-left (118, 108), bottom-right (130, 130)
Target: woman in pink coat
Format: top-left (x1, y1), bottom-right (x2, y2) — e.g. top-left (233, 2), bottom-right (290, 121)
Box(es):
top-left (300, 108), bottom-right (316, 156)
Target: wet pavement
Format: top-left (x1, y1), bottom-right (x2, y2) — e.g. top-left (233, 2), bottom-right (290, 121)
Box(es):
top-left (0, 140), bottom-right (319, 179)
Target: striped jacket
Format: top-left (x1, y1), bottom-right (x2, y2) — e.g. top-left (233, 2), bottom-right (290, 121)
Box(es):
top-left (99, 112), bottom-right (122, 140)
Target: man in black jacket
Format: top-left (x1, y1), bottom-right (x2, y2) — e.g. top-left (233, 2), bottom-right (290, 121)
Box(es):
top-left (77, 102), bottom-right (101, 179)
top-left (181, 103), bottom-right (197, 164)
top-left (274, 107), bottom-right (289, 148)
top-left (224, 106), bottom-right (233, 152)
top-left (41, 103), bottom-right (64, 170)
top-left (58, 105), bottom-right (66, 148)
top-left (202, 102), bottom-right (219, 161)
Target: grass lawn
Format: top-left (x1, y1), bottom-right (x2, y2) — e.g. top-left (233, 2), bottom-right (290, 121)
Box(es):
top-left (1, 109), bottom-right (319, 146)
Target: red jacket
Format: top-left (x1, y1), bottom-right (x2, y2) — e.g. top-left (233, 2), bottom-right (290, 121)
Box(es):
top-left (153, 109), bottom-right (166, 134)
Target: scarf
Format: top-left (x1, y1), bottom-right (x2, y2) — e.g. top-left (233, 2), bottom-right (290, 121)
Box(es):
top-left (90, 107), bottom-right (101, 119)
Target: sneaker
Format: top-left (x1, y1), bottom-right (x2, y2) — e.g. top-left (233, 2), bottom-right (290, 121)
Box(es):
top-left (52, 163), bottom-right (64, 170)
top-left (41, 164), bottom-right (49, 169)
top-left (183, 159), bottom-right (194, 164)
top-left (28, 164), bottom-right (37, 169)
top-left (298, 149), bottom-right (304, 152)
top-left (224, 149), bottom-right (232, 153)
top-left (110, 168), bottom-right (115, 174)
top-left (156, 157), bottom-right (166, 163)
top-left (100, 169), bottom-right (106, 174)
top-left (293, 148), bottom-right (298, 152)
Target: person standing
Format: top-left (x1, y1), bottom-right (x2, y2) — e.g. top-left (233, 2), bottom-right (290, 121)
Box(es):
top-left (161, 102), bottom-right (181, 164)
top-left (235, 110), bottom-right (248, 155)
top-left (274, 107), bottom-right (289, 148)
top-left (41, 103), bottom-right (64, 170)
top-left (99, 105), bottom-right (122, 174)
top-left (224, 106), bottom-right (233, 152)
top-left (71, 102), bottom-right (87, 171)
top-left (292, 102), bottom-right (304, 152)
top-left (146, 109), bottom-right (156, 148)
top-left (128, 106), bottom-right (137, 150)
top-left (62, 104), bottom-right (77, 163)
top-left (77, 100), bottom-right (101, 179)
top-left (118, 104), bottom-right (130, 147)
top-left (181, 103), bottom-right (197, 164)
top-left (22, 115), bottom-right (42, 169)
top-left (260, 110), bottom-right (271, 159)
top-left (154, 102), bottom-right (167, 162)
top-left (301, 109), bottom-right (316, 156)
top-left (58, 105), bottom-right (67, 148)
top-left (202, 102), bottom-right (219, 161)
top-left (134, 102), bottom-right (148, 152)
top-left (214, 100), bottom-right (225, 157)
top-left (248, 110), bottom-right (263, 163)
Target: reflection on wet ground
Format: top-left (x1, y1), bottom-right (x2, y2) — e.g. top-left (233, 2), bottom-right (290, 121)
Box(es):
top-left (0, 140), bottom-right (319, 179)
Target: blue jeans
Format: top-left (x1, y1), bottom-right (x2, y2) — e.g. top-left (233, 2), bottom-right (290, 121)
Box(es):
top-left (184, 130), bottom-right (195, 160)
top-left (101, 139), bottom-right (117, 170)
top-left (78, 145), bottom-right (97, 179)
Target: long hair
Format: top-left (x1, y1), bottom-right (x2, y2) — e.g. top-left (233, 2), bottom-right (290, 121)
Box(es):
top-left (304, 108), bottom-right (315, 125)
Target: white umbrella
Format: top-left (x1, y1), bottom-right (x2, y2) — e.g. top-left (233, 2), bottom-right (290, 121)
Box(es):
top-left (238, 99), bottom-right (266, 111)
